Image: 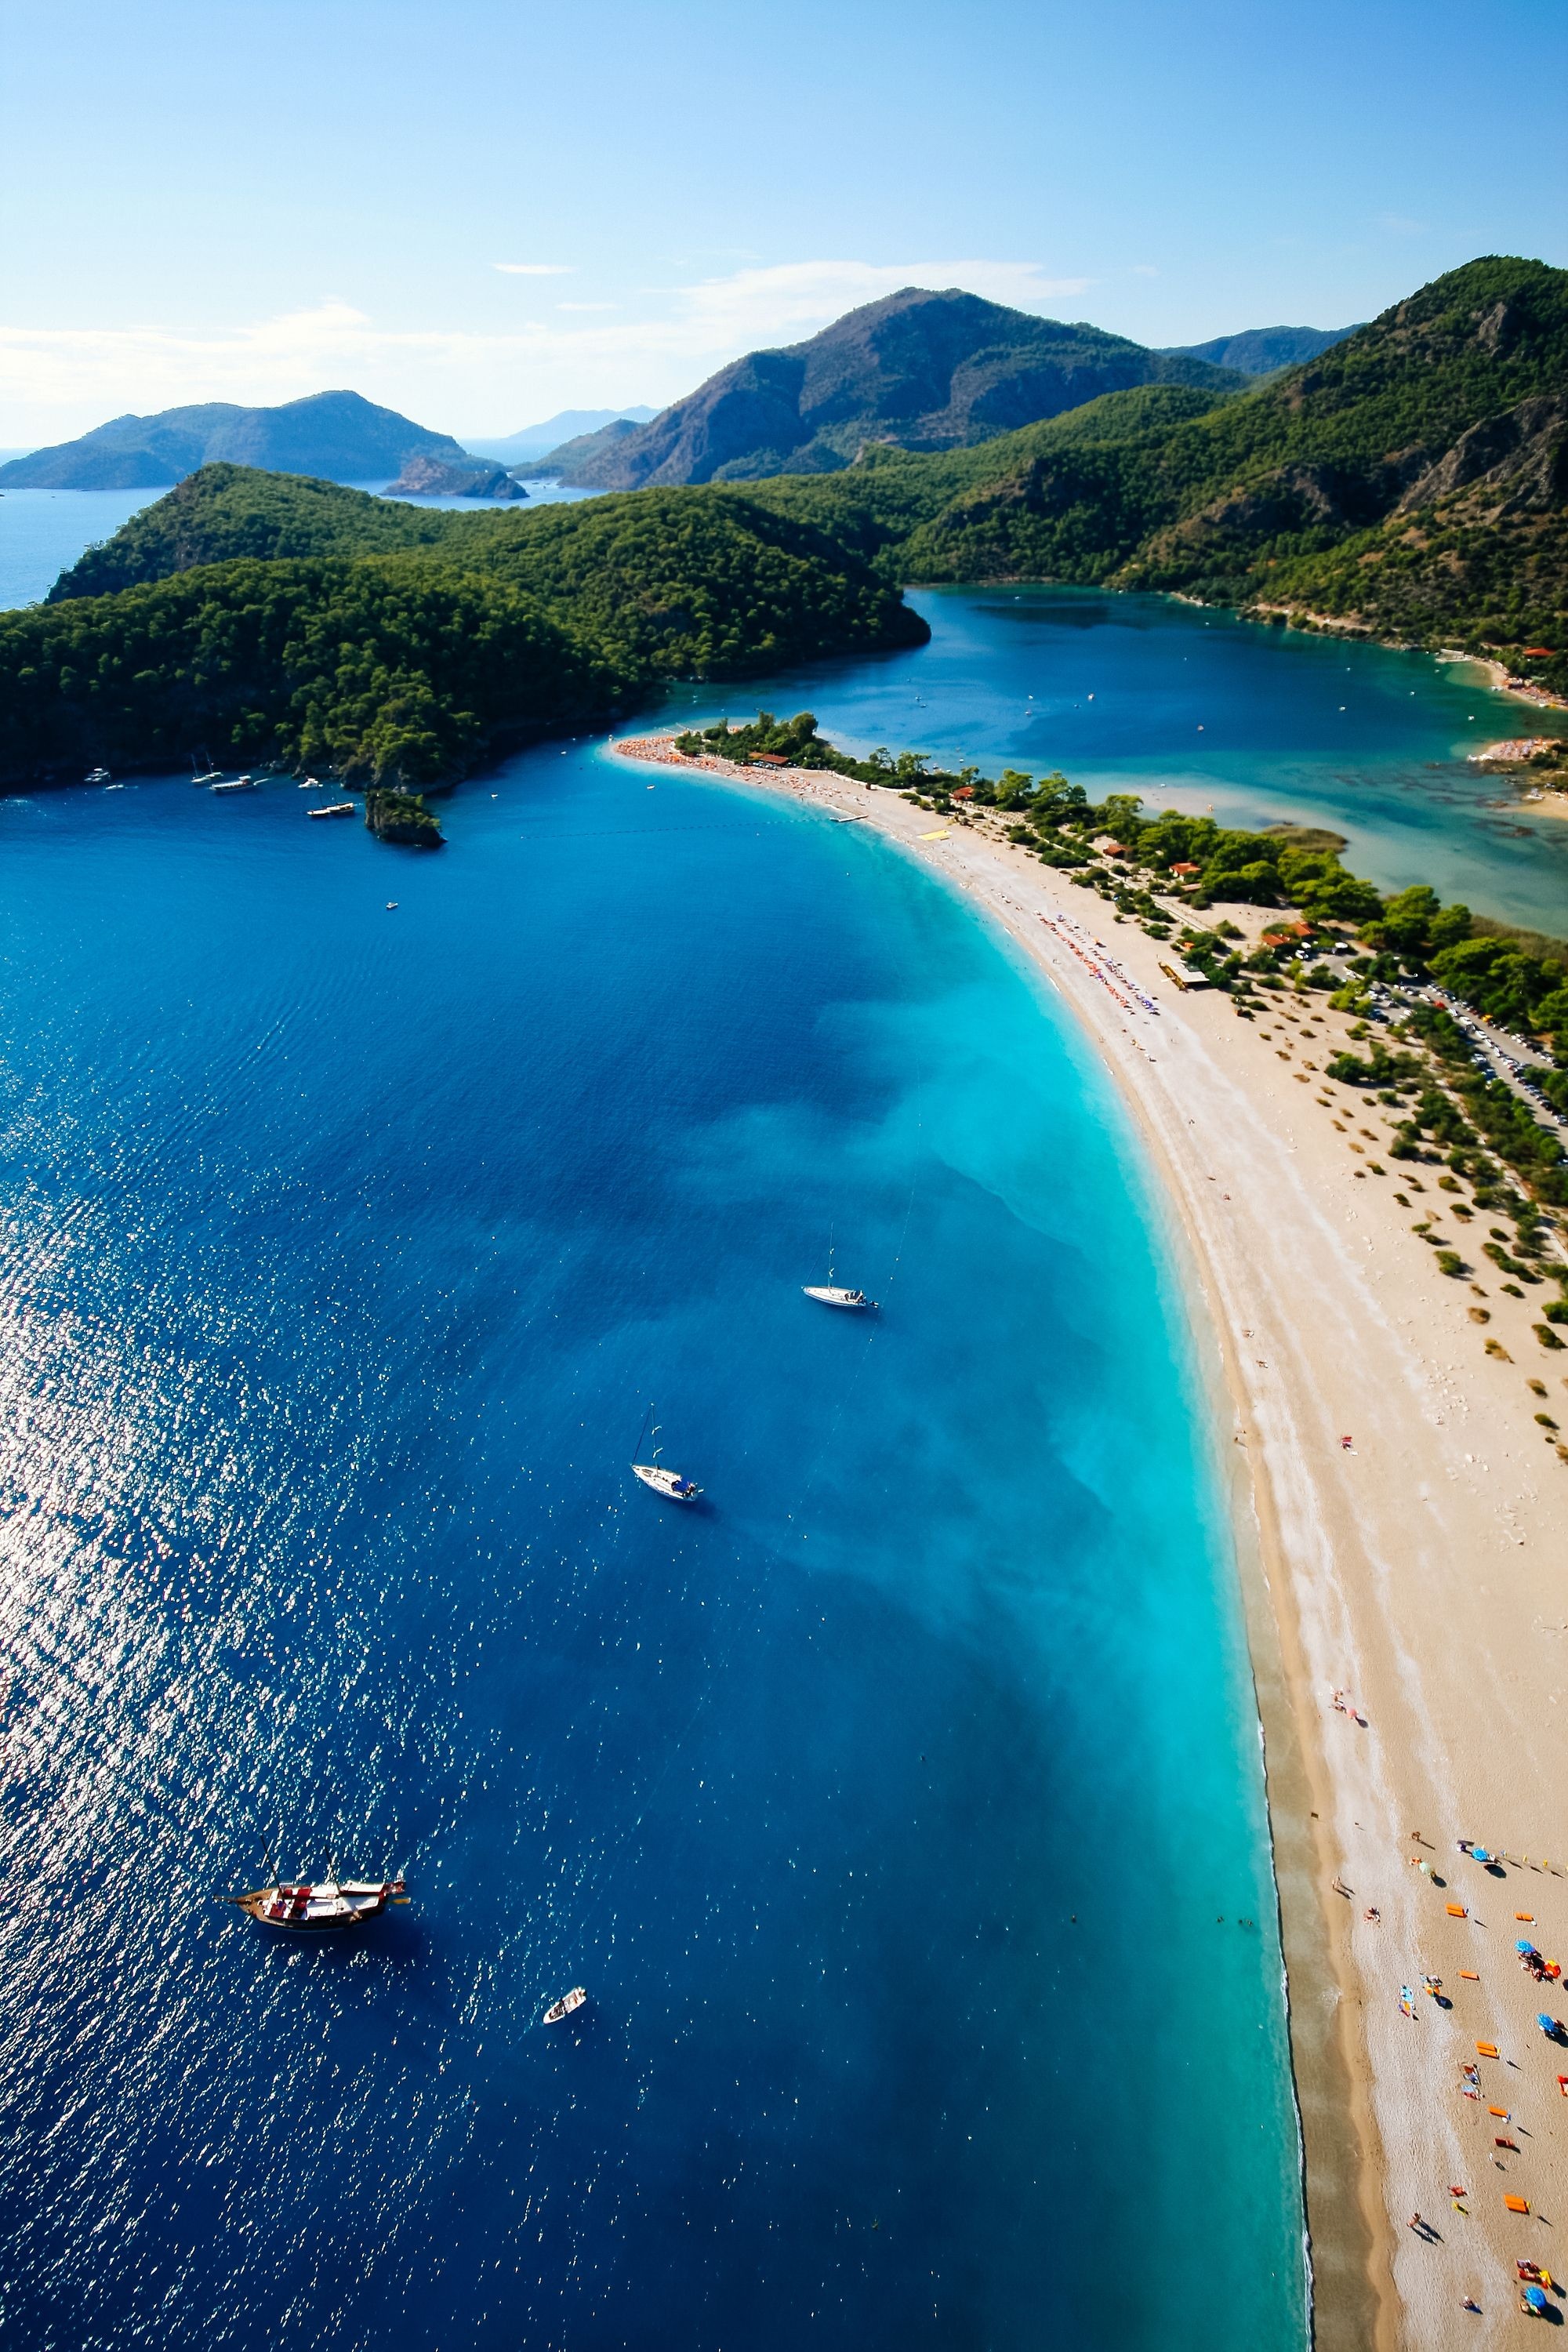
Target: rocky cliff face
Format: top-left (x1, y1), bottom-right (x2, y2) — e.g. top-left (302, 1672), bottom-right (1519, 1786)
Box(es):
top-left (1394, 394), bottom-right (1568, 518)
top-left (548, 289), bottom-right (1242, 489)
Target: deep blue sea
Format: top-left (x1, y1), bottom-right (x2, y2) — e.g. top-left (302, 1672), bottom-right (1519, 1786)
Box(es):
top-left (0, 747), bottom-right (1305, 2348)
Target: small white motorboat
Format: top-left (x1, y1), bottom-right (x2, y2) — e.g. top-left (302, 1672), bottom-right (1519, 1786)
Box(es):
top-left (85, 766), bottom-right (111, 785)
top-left (542, 1986), bottom-right (587, 2025)
top-left (307, 801), bottom-right (356, 819)
top-left (631, 1410), bottom-right (702, 1502)
top-left (212, 774), bottom-right (256, 793)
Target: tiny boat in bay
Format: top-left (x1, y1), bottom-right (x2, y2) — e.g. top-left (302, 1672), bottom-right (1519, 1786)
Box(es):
top-left (85, 766), bottom-right (111, 785)
top-left (542, 1986), bottom-right (587, 2025)
top-left (230, 1873), bottom-right (408, 1932)
top-left (212, 775), bottom-right (256, 793)
top-left (307, 801), bottom-right (356, 819)
top-left (631, 1409), bottom-right (702, 1502)
top-left (802, 1243), bottom-right (876, 1311)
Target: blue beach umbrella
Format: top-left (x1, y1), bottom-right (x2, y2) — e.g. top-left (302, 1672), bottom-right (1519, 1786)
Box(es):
top-left (1536, 2013), bottom-right (1562, 2035)
top-left (1520, 1940), bottom-right (1541, 1955)
top-left (1524, 2284), bottom-right (1549, 2314)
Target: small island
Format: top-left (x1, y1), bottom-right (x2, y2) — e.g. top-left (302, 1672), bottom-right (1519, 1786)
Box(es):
top-left (365, 788), bottom-right (445, 847)
top-left (383, 456), bottom-right (528, 499)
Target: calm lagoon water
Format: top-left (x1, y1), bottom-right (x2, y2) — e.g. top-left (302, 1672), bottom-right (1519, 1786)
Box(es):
top-left (0, 750), bottom-right (1305, 2348)
top-left (728, 585), bottom-right (1568, 940)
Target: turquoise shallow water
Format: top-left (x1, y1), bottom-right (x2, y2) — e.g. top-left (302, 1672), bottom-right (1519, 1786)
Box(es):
top-left (0, 750), bottom-right (1305, 2347)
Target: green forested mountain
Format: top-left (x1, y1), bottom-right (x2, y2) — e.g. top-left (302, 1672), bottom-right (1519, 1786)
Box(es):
top-left (540, 287), bottom-right (1244, 488)
top-left (51, 466), bottom-right (467, 596)
top-left (742, 257), bottom-right (1568, 690)
top-left (13, 257), bottom-right (1562, 793)
top-left (0, 478), bottom-right (924, 788)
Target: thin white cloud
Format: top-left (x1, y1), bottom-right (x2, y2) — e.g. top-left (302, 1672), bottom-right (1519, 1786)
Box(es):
top-left (0, 261), bottom-right (1094, 441)
top-left (493, 263), bottom-right (573, 276)
top-left (556, 302), bottom-right (618, 313)
top-left (664, 259), bottom-right (1092, 347)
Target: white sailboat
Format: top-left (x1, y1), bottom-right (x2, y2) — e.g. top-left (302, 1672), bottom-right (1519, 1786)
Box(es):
top-left (803, 1241), bottom-right (876, 1312)
top-left (542, 1986), bottom-right (587, 2025)
top-left (631, 1409), bottom-right (702, 1502)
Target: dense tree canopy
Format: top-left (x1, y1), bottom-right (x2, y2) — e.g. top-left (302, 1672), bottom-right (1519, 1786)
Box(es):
top-left (2, 481), bottom-right (927, 788)
top-left (741, 258), bottom-right (1568, 692)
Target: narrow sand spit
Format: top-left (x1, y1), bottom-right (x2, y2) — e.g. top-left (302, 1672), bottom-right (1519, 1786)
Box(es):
top-left (616, 735), bottom-right (1568, 2352)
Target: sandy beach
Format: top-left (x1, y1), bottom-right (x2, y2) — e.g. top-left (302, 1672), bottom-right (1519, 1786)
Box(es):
top-left (616, 733), bottom-right (1568, 2350)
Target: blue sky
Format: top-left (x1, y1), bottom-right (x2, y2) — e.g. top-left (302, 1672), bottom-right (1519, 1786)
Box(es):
top-left (2, 0), bottom-right (1564, 443)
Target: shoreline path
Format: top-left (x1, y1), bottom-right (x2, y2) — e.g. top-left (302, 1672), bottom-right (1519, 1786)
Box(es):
top-left (615, 732), bottom-right (1568, 2352)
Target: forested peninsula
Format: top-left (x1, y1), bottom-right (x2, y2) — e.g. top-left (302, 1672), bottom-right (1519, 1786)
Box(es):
top-left (3, 255), bottom-right (1561, 796)
top-left (0, 481), bottom-right (926, 788)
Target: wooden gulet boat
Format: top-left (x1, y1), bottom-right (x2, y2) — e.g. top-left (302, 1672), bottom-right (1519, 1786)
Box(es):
top-left (230, 1875), bottom-right (408, 1932)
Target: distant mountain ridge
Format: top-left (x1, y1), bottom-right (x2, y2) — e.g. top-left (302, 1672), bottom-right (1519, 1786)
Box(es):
top-left (1159, 324), bottom-right (1360, 375)
top-left (732, 256), bottom-right (1568, 696)
top-left (0, 390), bottom-right (467, 490)
top-left (464, 407), bottom-right (657, 463)
top-left (530, 289), bottom-right (1247, 489)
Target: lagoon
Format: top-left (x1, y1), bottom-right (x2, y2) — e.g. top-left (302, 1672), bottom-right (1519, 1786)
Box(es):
top-left (716, 583), bottom-right (1568, 940)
